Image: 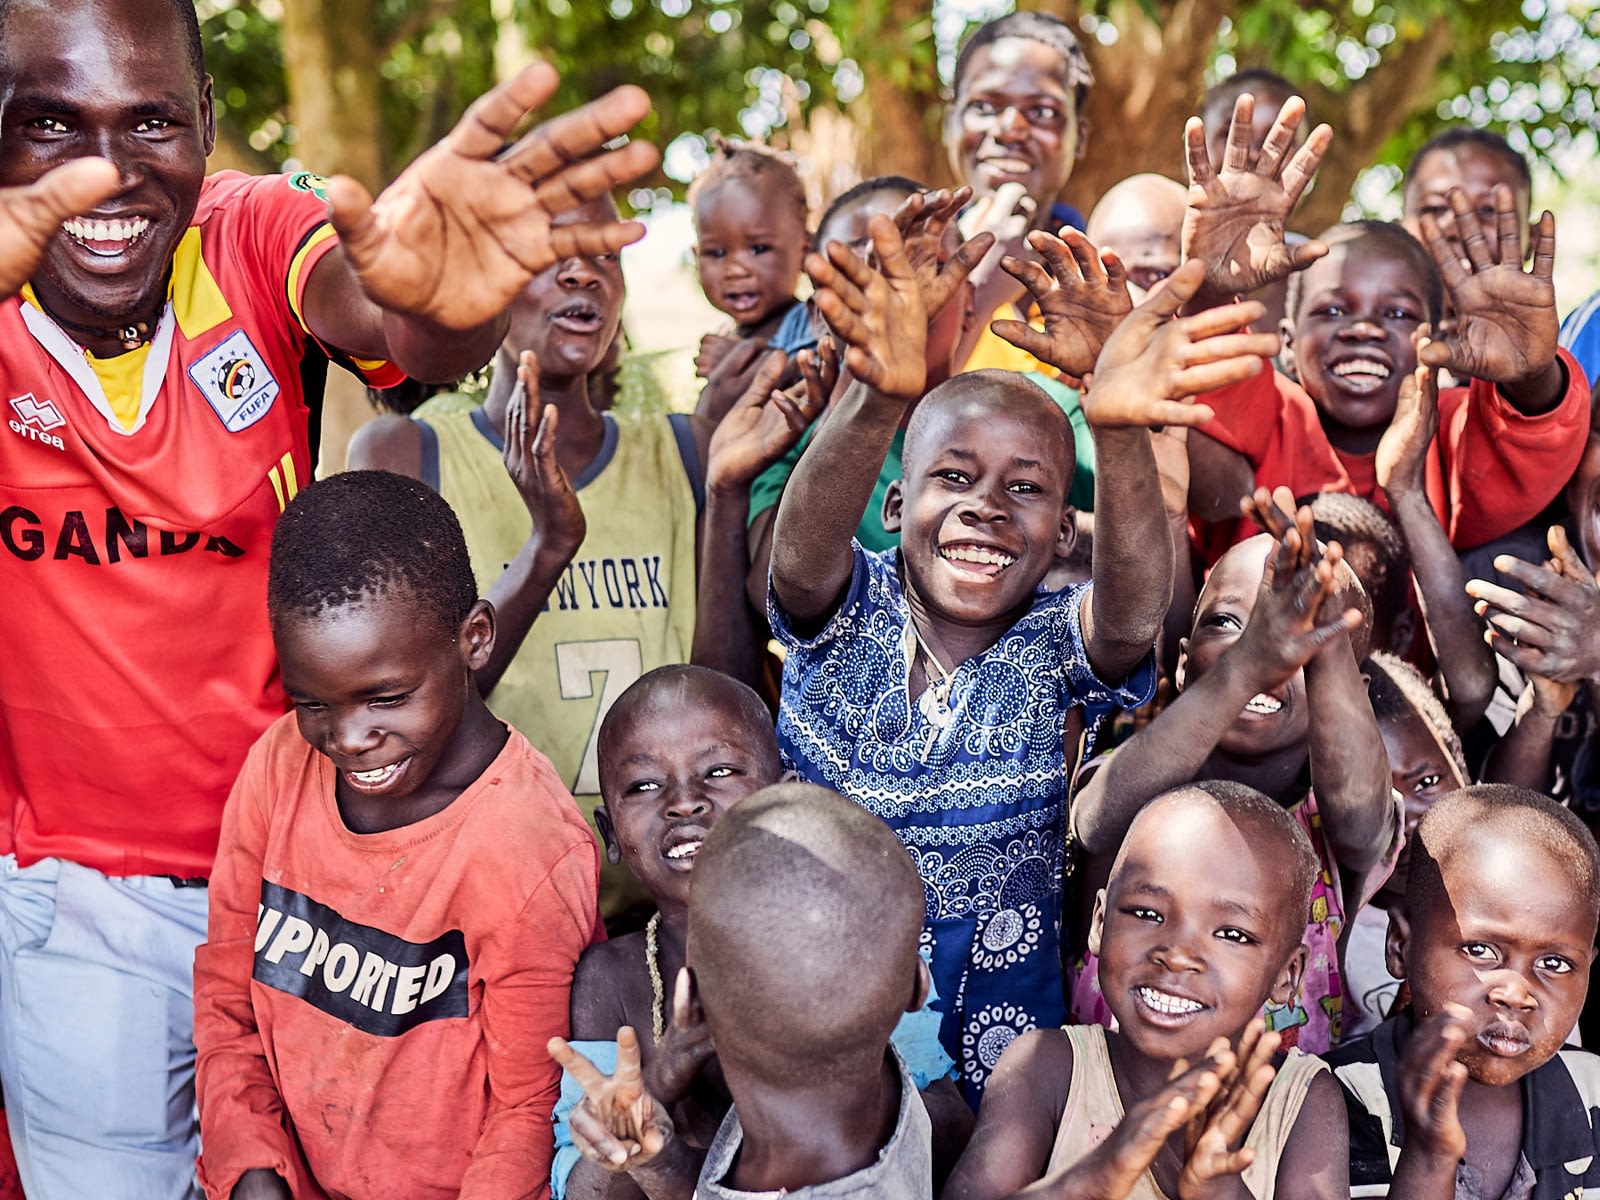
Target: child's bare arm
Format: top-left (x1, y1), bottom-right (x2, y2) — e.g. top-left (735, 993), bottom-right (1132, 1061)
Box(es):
top-left (1471, 526), bottom-right (1598, 788)
top-left (1377, 339), bottom-right (1495, 727)
top-left (769, 217), bottom-right (929, 627)
top-left (1387, 1006), bottom-right (1471, 1200)
top-left (692, 350), bottom-right (824, 686)
top-left (474, 351), bottom-right (588, 695)
top-left (1246, 494), bottom-right (1395, 875)
top-left (1072, 492), bottom-right (1362, 856)
top-left (1417, 185), bottom-right (1564, 414)
top-left (1076, 259), bottom-right (1281, 680)
top-left (1181, 95), bottom-right (1331, 311)
top-left (1270, 1071), bottom-right (1349, 1200)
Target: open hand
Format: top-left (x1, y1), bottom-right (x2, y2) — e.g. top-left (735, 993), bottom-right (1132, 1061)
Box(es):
top-left (0, 158), bottom-right (122, 300)
top-left (993, 228), bottom-right (1133, 380)
top-left (1079, 258), bottom-right (1279, 430)
top-left (1398, 1004), bottom-right (1470, 1164)
top-left (1058, 1052), bottom-right (1229, 1200)
top-left (1178, 1020), bottom-right (1280, 1200)
top-left (1418, 185), bottom-right (1559, 387)
top-left (327, 63), bottom-right (658, 331)
top-left (1234, 487), bottom-right (1365, 681)
top-left (550, 1026), bottom-right (676, 1172)
top-left (888, 187), bottom-right (994, 322)
top-left (805, 215), bottom-right (927, 403)
top-left (1467, 525), bottom-right (1600, 696)
top-left (504, 351), bottom-right (586, 558)
top-left (1181, 94), bottom-right (1331, 298)
top-left (706, 348), bottom-right (827, 492)
top-left (1375, 326), bottom-right (1439, 499)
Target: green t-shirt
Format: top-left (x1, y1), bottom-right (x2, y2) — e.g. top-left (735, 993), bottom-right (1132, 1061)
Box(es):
top-left (747, 372), bottom-right (1097, 551)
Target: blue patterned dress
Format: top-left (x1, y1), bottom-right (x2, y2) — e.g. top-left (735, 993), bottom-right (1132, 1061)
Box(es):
top-left (771, 545), bottom-right (1156, 1103)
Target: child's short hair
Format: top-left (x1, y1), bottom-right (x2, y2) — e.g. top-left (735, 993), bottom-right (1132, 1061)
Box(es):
top-left (815, 175), bottom-right (924, 246)
top-left (1285, 220), bottom-right (1444, 324)
top-left (952, 11), bottom-right (1093, 109)
top-left (902, 369), bottom-right (1073, 476)
top-left (1405, 127), bottom-right (1531, 198)
top-left (1307, 491), bottom-right (1409, 619)
top-left (688, 782), bottom-right (923, 1084)
top-left (1200, 68), bottom-right (1305, 127)
top-left (1407, 784), bottom-right (1600, 926)
top-left (596, 664), bottom-right (780, 799)
top-left (267, 469), bottom-right (477, 633)
top-left (1184, 779), bottom-right (1319, 944)
top-left (1363, 651), bottom-right (1466, 777)
top-left (687, 136), bottom-right (808, 229)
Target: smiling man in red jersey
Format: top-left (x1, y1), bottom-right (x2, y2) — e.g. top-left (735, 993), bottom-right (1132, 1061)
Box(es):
top-left (0, 0), bottom-right (657, 1194)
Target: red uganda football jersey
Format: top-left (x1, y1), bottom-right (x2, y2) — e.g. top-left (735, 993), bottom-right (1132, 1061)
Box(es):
top-left (0, 171), bottom-right (402, 878)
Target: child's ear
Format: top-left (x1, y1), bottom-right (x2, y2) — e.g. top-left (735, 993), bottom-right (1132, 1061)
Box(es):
top-left (459, 600), bottom-right (496, 671)
top-left (1269, 943), bottom-right (1309, 1007)
top-left (882, 480), bottom-right (905, 534)
top-left (593, 804), bottom-right (623, 866)
top-left (1074, 112), bottom-right (1091, 163)
top-left (1056, 505), bottom-right (1079, 560)
top-left (1384, 908), bottom-right (1410, 982)
top-left (1087, 887), bottom-right (1108, 957)
top-left (907, 955), bottom-right (932, 1015)
top-left (1277, 315), bottom-right (1299, 382)
top-left (1174, 638), bottom-right (1190, 692)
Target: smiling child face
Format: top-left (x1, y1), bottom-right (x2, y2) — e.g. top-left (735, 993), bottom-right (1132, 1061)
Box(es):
top-left (885, 376), bottom-right (1074, 633)
top-left (1285, 237), bottom-right (1430, 451)
top-left (1091, 790), bottom-right (1305, 1062)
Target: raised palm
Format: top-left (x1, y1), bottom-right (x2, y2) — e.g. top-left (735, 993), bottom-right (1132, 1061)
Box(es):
top-left (1417, 185), bottom-right (1559, 385)
top-left (994, 228), bottom-right (1132, 380)
top-left (1181, 94), bottom-right (1331, 297)
top-left (328, 62), bottom-right (658, 332)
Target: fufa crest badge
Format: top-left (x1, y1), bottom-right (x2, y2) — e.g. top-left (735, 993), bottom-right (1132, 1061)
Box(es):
top-left (189, 330), bottom-right (280, 433)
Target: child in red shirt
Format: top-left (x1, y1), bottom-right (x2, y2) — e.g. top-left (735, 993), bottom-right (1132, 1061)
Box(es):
top-left (193, 471), bottom-right (598, 1200)
top-left (1182, 95), bottom-right (1588, 553)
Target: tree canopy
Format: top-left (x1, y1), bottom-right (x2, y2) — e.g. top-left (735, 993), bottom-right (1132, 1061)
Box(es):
top-left (201, 0), bottom-right (1599, 230)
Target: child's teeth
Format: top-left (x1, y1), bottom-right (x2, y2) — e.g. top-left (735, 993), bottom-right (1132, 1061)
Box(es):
top-left (350, 763), bottom-right (399, 783)
top-left (666, 841), bottom-right (701, 860)
top-left (1244, 693), bottom-right (1283, 715)
top-left (1138, 987), bottom-right (1202, 1015)
top-left (1331, 360), bottom-right (1390, 378)
top-left (942, 546), bottom-right (1016, 567)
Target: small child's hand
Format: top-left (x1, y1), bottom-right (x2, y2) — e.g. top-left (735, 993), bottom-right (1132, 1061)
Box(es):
top-left (642, 967), bottom-right (717, 1109)
top-left (1397, 1003), bottom-right (1470, 1164)
top-left (550, 1026), bottom-right (676, 1172)
top-left (1049, 1051), bottom-right (1230, 1200)
top-left (1233, 487), bottom-right (1365, 682)
top-left (1374, 327), bottom-right (1439, 500)
top-left (993, 228), bottom-right (1132, 381)
top-left (1177, 1020), bottom-right (1281, 1200)
top-left (1417, 185), bottom-right (1559, 388)
top-left (705, 349), bottom-right (826, 494)
top-left (1467, 524), bottom-right (1600, 698)
top-left (1077, 258), bottom-right (1280, 431)
top-left (695, 331), bottom-right (737, 380)
top-left (697, 337), bottom-right (776, 424)
top-left (1181, 94), bottom-right (1331, 298)
top-left (805, 215), bottom-right (927, 403)
top-left (503, 350), bottom-right (586, 558)
top-left (890, 186), bottom-right (994, 324)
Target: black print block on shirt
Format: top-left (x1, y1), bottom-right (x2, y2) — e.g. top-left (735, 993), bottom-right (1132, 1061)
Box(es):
top-left (253, 880), bottom-right (469, 1036)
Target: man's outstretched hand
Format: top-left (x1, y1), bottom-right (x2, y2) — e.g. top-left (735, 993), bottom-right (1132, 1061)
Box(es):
top-left (327, 62), bottom-right (659, 331)
top-left (0, 158), bottom-right (121, 300)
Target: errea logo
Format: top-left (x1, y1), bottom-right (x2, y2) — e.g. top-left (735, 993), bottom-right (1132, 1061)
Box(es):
top-left (8, 394), bottom-right (65, 451)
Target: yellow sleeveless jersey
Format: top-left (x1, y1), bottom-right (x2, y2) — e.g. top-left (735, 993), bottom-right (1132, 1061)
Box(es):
top-left (418, 406), bottom-right (701, 921)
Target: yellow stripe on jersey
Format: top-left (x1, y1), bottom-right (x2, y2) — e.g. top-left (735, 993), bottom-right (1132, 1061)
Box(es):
top-left (267, 451), bottom-right (300, 512)
top-left (286, 224), bottom-right (337, 335)
top-left (85, 342), bottom-right (153, 432)
top-left (169, 227), bottom-right (233, 339)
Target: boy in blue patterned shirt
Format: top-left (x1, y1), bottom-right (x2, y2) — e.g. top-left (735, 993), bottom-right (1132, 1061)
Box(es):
top-left (766, 201), bottom-right (1283, 1102)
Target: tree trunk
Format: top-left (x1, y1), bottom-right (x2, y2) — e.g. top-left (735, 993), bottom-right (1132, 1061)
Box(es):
top-left (852, 0), bottom-right (952, 192)
top-left (279, 0), bottom-right (386, 190)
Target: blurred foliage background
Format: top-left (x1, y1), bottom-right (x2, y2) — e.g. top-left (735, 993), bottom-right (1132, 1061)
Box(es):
top-left (200, 0), bottom-right (1600, 306)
